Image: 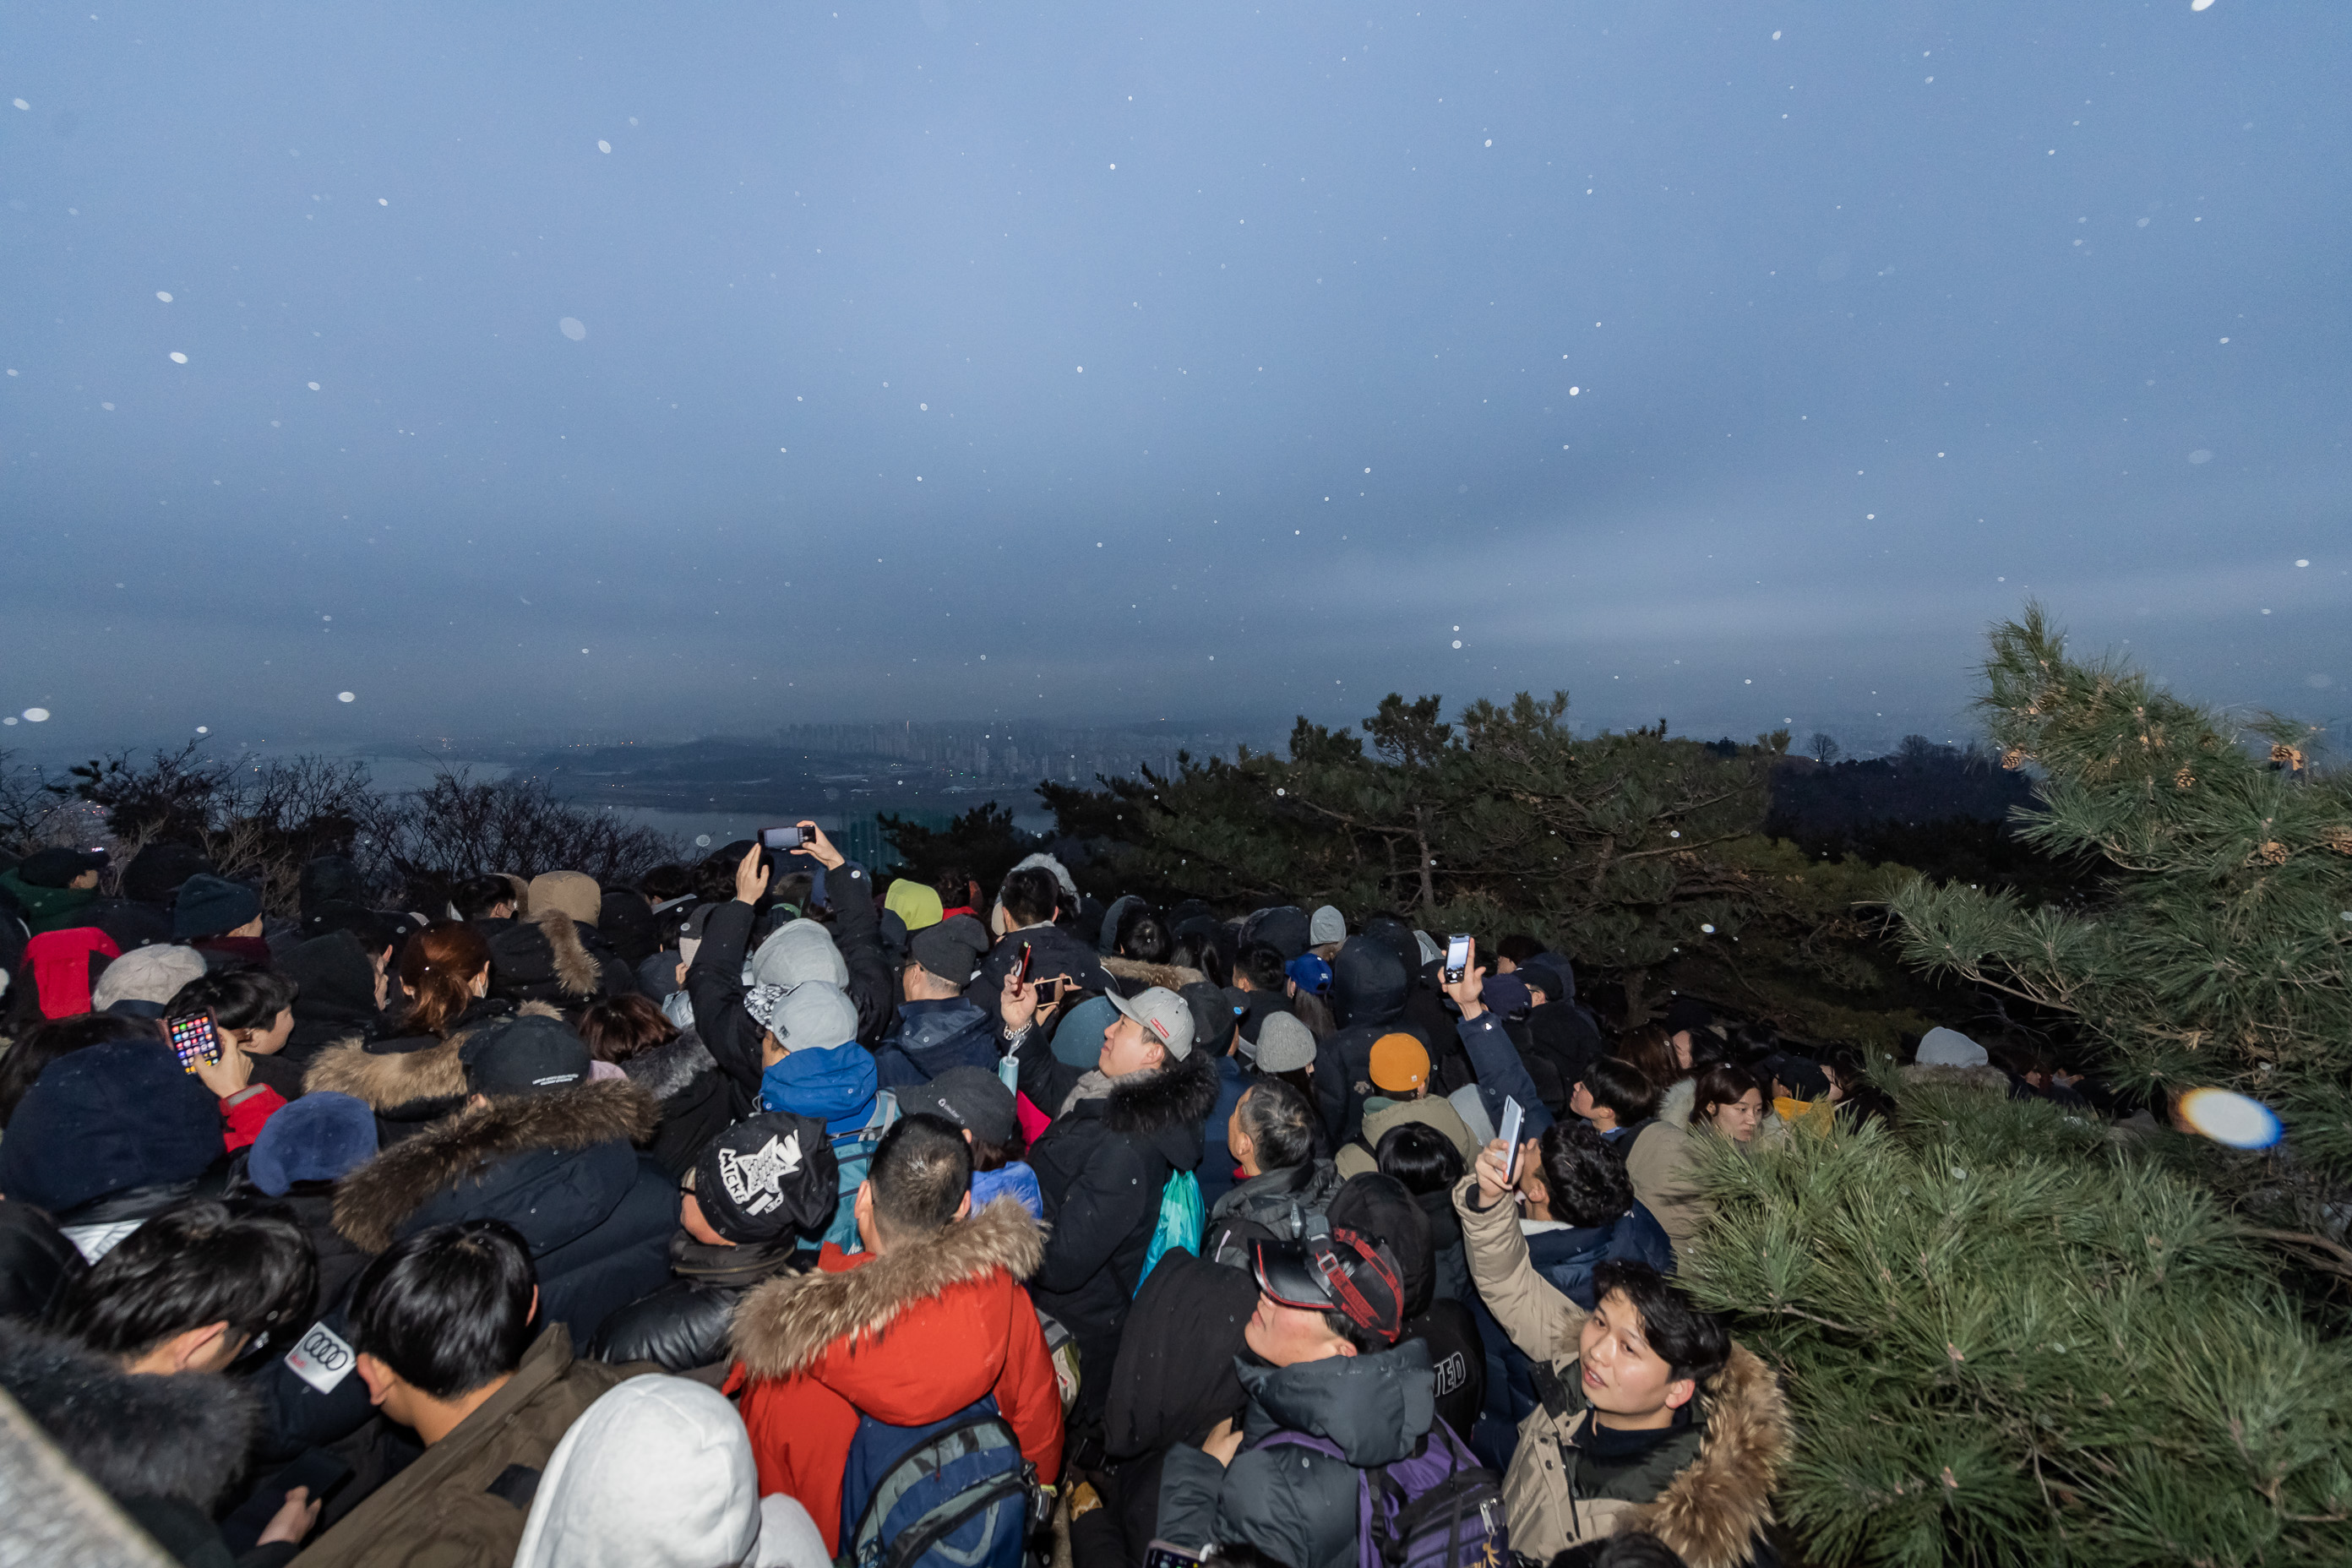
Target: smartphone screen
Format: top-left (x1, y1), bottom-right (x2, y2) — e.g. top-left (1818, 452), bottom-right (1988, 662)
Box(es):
top-left (1444, 932), bottom-right (1473, 983)
top-left (759, 825), bottom-right (806, 851)
top-left (166, 1011), bottom-right (223, 1075)
top-left (1497, 1096), bottom-right (1526, 1184)
top-left (1143, 1544), bottom-right (1206, 1568)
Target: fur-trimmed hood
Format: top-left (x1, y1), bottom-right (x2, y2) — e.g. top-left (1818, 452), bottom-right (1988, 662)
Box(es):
top-left (1102, 956), bottom-right (1207, 992)
top-left (488, 906), bottom-right (607, 1001)
top-left (618, 1028), bottom-right (718, 1101)
top-left (1658, 1075), bottom-right (1696, 1129)
top-left (332, 1076), bottom-right (660, 1251)
top-left (730, 1197), bottom-right (1044, 1378)
top-left (1612, 1343), bottom-right (1791, 1568)
top-left (303, 999), bottom-right (554, 1113)
top-left (1102, 1044), bottom-right (1222, 1159)
top-left (0, 1319), bottom-right (259, 1509)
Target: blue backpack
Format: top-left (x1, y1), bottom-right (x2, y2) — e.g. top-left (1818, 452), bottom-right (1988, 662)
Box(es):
top-left (837, 1393), bottom-right (1034, 1568)
top-left (1255, 1417), bottom-right (1506, 1568)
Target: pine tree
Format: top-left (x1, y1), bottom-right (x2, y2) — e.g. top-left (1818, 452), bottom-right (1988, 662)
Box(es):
top-left (1886, 606), bottom-right (2352, 1179)
top-left (1042, 690), bottom-right (1942, 1037)
top-left (1686, 1082), bottom-right (2352, 1565)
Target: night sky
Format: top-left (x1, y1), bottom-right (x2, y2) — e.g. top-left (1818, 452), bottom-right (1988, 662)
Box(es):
top-left (4, 3), bottom-right (2347, 756)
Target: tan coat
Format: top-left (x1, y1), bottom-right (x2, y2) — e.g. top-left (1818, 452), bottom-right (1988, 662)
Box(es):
top-left (1333, 1094), bottom-right (1480, 1179)
top-left (1451, 1174), bottom-right (1788, 1567)
top-left (291, 1326), bottom-right (639, 1568)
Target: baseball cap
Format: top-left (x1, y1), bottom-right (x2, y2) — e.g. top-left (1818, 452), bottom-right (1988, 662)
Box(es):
top-left (1479, 974), bottom-right (1532, 1017)
top-left (1283, 954), bottom-right (1333, 997)
top-left (1369, 1032), bottom-right (1429, 1094)
top-left (917, 1064), bottom-right (1018, 1148)
top-left (909, 914), bottom-right (988, 985)
top-left (690, 1112), bottom-right (839, 1244)
top-left (1108, 985), bottom-right (1195, 1059)
top-left (1251, 1221), bottom-right (1404, 1345)
top-left (460, 1013), bottom-right (592, 1097)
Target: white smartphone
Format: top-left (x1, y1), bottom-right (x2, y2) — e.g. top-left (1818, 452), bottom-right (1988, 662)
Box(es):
top-left (1497, 1096), bottom-right (1525, 1183)
top-left (1444, 932), bottom-right (1473, 983)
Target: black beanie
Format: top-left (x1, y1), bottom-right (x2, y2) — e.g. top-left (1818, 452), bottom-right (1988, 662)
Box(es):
top-left (173, 874), bottom-right (262, 940)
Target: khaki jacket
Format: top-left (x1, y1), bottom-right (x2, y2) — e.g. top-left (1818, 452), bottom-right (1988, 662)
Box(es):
top-left (1333, 1094), bottom-right (1480, 1179)
top-left (1451, 1175), bottom-right (1788, 1568)
top-left (291, 1326), bottom-right (638, 1568)
top-left (1622, 1119), bottom-right (1709, 1252)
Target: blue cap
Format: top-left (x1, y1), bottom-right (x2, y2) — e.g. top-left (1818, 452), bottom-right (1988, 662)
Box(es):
top-left (1284, 954), bottom-right (1333, 997)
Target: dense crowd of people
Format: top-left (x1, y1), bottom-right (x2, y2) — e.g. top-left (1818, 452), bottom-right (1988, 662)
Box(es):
top-left (0, 826), bottom-right (2052, 1568)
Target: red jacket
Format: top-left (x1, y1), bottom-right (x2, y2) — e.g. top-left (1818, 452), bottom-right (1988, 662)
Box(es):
top-left (727, 1198), bottom-right (1064, 1551)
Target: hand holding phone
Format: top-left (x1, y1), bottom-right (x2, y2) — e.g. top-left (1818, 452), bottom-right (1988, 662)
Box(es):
top-left (1444, 932), bottom-right (1473, 983)
top-left (166, 1011), bottom-right (224, 1074)
top-left (758, 824), bottom-right (808, 851)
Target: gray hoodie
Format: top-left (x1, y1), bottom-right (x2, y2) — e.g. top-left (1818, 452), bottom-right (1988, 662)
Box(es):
top-left (513, 1375), bottom-right (830, 1568)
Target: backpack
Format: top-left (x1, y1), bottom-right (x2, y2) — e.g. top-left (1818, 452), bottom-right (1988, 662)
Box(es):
top-left (825, 1095), bottom-right (901, 1253)
top-left (837, 1393), bottom-right (1036, 1568)
top-left (1135, 1168), bottom-right (1202, 1292)
top-left (1256, 1417), bottom-right (1506, 1568)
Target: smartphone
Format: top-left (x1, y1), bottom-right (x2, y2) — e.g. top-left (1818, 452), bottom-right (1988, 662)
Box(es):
top-left (1144, 1544), bottom-right (1207, 1568)
top-left (1444, 933), bottom-right (1473, 984)
top-left (166, 1010), bottom-right (223, 1074)
top-left (1012, 941), bottom-right (1033, 986)
top-left (759, 824), bottom-right (808, 851)
top-left (1497, 1096), bottom-right (1526, 1184)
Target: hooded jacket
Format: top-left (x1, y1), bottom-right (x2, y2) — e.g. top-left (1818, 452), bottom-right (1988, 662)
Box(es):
top-left (329, 1080), bottom-right (676, 1342)
top-left (1014, 1043), bottom-right (1222, 1414)
top-left (1334, 1095), bottom-right (1481, 1181)
top-left (1316, 938), bottom-right (1417, 1146)
top-left (0, 1318), bottom-right (278, 1568)
top-left (291, 1326), bottom-right (636, 1568)
top-left (1451, 1174), bottom-right (1788, 1565)
top-left (870, 995), bottom-right (999, 1089)
top-left (0, 868), bottom-right (96, 936)
top-left (614, 1027), bottom-right (732, 1180)
top-left (487, 906), bottom-right (634, 1010)
top-left (512, 1375), bottom-right (817, 1568)
top-left (727, 1199), bottom-right (1064, 1553)
top-left (302, 995), bottom-right (520, 1145)
top-left (746, 862), bottom-right (891, 1046)
top-left (1201, 1158), bottom-right (1345, 1266)
top-left (278, 931), bottom-right (385, 1065)
top-left (1157, 1338), bottom-right (1439, 1568)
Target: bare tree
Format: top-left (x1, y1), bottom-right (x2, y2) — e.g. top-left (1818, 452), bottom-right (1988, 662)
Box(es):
top-left (1805, 731), bottom-right (1843, 765)
top-left (360, 769), bottom-right (683, 906)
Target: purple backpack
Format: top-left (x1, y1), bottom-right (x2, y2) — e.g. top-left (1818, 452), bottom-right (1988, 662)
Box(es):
top-left (1255, 1417), bottom-right (1507, 1568)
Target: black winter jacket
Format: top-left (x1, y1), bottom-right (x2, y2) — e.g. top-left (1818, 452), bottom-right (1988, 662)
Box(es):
top-left (1158, 1337), bottom-right (1439, 1568)
top-left (589, 1230), bottom-right (807, 1371)
top-left (1315, 938), bottom-right (1423, 1146)
top-left (613, 1027), bottom-right (734, 1179)
top-left (0, 1198), bottom-right (84, 1321)
top-left (684, 898), bottom-right (767, 1117)
top-left (299, 995), bottom-right (516, 1146)
top-left (1015, 1037), bottom-right (1220, 1418)
top-left (329, 1078), bottom-right (676, 1341)
top-left (487, 907), bottom-right (634, 1010)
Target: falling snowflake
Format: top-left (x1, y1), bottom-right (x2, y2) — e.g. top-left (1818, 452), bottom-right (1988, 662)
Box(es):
top-left (155, 291), bottom-right (173, 302)
top-left (336, 691), bottom-right (356, 703)
top-left (559, 317), bottom-right (587, 340)
top-left (169, 351), bottom-right (187, 364)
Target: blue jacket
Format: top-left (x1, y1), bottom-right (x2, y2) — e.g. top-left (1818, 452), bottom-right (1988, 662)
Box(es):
top-left (1196, 1054), bottom-right (1252, 1212)
top-left (873, 997), bottom-right (1000, 1089)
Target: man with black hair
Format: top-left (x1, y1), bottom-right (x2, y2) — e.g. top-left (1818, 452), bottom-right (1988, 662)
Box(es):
top-left (1157, 1221), bottom-right (1445, 1568)
top-left (967, 864), bottom-right (1115, 1025)
top-left (294, 1219), bottom-right (640, 1568)
top-left (169, 966), bottom-right (305, 1100)
top-left (1454, 1140), bottom-right (1789, 1565)
top-left (727, 1113), bottom-right (1064, 1553)
top-left (0, 1200), bottom-right (326, 1563)
top-left (51, 1198), bottom-right (317, 1373)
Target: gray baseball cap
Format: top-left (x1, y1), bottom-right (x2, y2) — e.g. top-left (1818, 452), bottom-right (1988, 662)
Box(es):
top-left (1107, 985), bottom-right (1195, 1060)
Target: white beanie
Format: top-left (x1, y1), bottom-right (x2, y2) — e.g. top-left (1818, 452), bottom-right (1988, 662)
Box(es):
top-left (1916, 1026), bottom-right (1990, 1069)
top-left (1308, 906), bottom-right (1347, 946)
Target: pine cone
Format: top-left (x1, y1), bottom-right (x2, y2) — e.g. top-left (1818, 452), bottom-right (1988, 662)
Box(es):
top-left (2001, 747), bottom-right (2028, 770)
top-left (2270, 743), bottom-right (2305, 770)
top-left (2257, 840), bottom-right (2289, 866)
top-left (2323, 826), bottom-right (2352, 856)
top-left (2174, 767), bottom-right (2195, 790)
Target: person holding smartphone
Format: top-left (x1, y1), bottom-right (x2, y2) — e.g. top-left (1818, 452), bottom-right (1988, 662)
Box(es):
top-left (1436, 938), bottom-right (1556, 1149)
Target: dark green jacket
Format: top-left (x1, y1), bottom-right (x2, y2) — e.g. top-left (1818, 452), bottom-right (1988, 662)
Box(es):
top-left (0, 868), bottom-right (97, 935)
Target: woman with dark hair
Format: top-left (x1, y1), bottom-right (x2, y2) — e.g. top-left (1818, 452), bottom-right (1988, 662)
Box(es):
top-left (302, 921), bottom-right (512, 1142)
top-left (1375, 1120), bottom-right (1469, 1304)
top-left (574, 993), bottom-right (728, 1179)
top-left (1623, 1063), bottom-right (1767, 1254)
